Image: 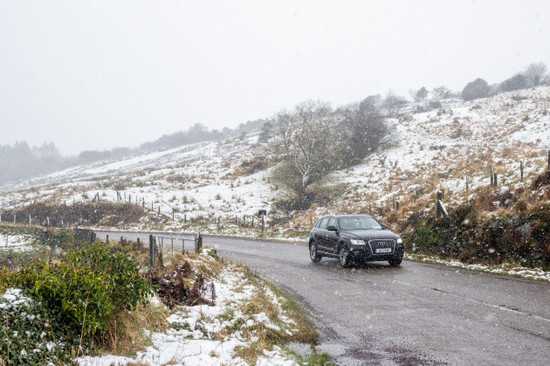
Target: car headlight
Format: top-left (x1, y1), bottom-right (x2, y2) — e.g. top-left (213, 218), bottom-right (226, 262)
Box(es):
top-left (350, 239), bottom-right (366, 245)
top-left (397, 238), bottom-right (403, 245)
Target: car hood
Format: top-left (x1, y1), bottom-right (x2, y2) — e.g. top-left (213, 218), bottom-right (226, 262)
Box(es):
top-left (341, 230), bottom-right (399, 241)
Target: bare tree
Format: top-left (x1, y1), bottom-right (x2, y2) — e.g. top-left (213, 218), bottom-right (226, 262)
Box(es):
top-left (524, 62), bottom-right (547, 87)
top-left (382, 91), bottom-right (408, 117)
top-left (432, 86), bottom-right (452, 100)
top-left (271, 100), bottom-right (335, 193)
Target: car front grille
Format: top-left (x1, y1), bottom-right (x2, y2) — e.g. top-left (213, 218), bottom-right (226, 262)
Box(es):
top-left (368, 239), bottom-right (395, 254)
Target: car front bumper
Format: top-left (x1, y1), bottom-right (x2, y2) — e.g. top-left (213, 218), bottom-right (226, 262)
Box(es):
top-left (349, 246), bottom-right (404, 261)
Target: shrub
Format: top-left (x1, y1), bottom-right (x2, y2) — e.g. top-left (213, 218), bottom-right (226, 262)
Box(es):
top-left (462, 78), bottom-right (491, 101)
top-left (412, 225), bottom-right (439, 253)
top-left (37, 228), bottom-right (74, 249)
top-left (1, 243), bottom-right (152, 338)
top-left (0, 289), bottom-right (75, 365)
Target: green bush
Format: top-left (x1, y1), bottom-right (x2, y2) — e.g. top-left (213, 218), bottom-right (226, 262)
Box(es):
top-left (412, 225), bottom-right (438, 253)
top-left (0, 288), bottom-right (75, 365)
top-left (37, 228), bottom-right (74, 249)
top-left (1, 242), bottom-right (152, 338)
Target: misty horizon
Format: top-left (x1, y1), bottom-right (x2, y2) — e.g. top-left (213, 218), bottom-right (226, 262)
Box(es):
top-left (1, 1), bottom-right (550, 154)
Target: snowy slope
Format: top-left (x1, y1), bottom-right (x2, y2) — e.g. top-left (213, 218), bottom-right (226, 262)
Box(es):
top-left (332, 87), bottom-right (550, 213)
top-left (1, 87), bottom-right (549, 230)
top-left (0, 134), bottom-right (276, 225)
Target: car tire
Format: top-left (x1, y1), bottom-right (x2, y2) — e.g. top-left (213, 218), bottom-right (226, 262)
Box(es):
top-left (339, 246), bottom-right (350, 268)
top-left (388, 256), bottom-right (403, 267)
top-left (309, 242), bottom-right (322, 263)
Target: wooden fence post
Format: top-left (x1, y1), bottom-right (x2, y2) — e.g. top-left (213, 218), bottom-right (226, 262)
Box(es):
top-left (490, 167), bottom-right (494, 186)
top-left (171, 238), bottom-right (174, 258)
top-left (466, 177), bottom-right (469, 194)
top-left (137, 237), bottom-right (141, 250)
top-left (520, 161), bottom-right (524, 182)
top-left (493, 172), bottom-right (498, 186)
top-left (159, 237), bottom-right (163, 264)
top-left (195, 233), bottom-right (202, 253)
top-left (149, 235), bottom-right (155, 267)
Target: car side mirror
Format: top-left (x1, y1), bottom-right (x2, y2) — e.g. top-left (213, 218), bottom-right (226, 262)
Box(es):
top-left (381, 224), bottom-right (387, 230)
top-left (327, 225), bottom-right (338, 232)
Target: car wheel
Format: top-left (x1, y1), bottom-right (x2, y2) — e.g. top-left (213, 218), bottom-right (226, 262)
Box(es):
top-left (309, 242), bottom-right (322, 263)
top-left (339, 246), bottom-right (350, 268)
top-left (388, 256), bottom-right (403, 267)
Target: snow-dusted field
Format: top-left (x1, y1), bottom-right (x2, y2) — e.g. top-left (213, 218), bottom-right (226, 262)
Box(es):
top-left (332, 86), bottom-right (550, 212)
top-left (0, 134), bottom-right (276, 226)
top-left (77, 252), bottom-right (300, 366)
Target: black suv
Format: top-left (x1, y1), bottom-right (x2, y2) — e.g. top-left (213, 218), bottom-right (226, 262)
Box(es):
top-left (309, 214), bottom-right (404, 267)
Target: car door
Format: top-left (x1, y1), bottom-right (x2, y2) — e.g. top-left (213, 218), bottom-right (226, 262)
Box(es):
top-left (325, 217), bottom-right (340, 253)
top-left (314, 217), bottom-right (330, 252)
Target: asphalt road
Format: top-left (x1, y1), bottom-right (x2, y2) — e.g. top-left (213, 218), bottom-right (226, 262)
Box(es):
top-left (95, 231), bottom-right (550, 365)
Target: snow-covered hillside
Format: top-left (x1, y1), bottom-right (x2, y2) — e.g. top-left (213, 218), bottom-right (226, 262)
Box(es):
top-left (0, 134), bottom-right (277, 227)
top-left (1, 87), bottom-right (549, 233)
top-left (322, 87), bottom-right (550, 217)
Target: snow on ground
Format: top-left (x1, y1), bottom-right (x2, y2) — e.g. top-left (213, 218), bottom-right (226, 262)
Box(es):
top-left (0, 133), bottom-right (276, 224)
top-left (0, 233), bottom-right (34, 251)
top-left (336, 86), bottom-right (550, 210)
top-left (78, 252), bottom-right (299, 366)
top-left (406, 253), bottom-right (550, 282)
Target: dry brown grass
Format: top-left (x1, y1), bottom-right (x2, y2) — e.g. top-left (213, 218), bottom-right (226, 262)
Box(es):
top-left (96, 300), bottom-right (169, 358)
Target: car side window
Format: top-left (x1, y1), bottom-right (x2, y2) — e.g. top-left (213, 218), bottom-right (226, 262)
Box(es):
top-left (327, 217), bottom-right (337, 229)
top-left (318, 218), bottom-right (329, 229)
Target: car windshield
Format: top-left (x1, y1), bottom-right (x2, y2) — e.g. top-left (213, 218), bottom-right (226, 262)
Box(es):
top-left (337, 216), bottom-right (383, 231)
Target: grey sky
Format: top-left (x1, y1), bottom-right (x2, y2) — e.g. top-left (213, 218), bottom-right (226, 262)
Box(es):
top-left (1, 0), bottom-right (549, 155)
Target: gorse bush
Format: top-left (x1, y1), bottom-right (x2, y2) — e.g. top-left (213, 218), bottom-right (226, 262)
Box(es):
top-left (1, 242), bottom-right (152, 339)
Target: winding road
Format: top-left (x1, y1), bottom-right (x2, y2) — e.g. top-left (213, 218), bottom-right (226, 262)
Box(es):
top-left (95, 231), bottom-right (550, 365)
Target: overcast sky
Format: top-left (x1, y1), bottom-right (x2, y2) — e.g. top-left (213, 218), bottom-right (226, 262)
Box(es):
top-left (1, 0), bottom-right (549, 155)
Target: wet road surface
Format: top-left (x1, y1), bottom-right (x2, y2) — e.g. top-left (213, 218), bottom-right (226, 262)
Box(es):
top-left (95, 231), bottom-right (550, 365)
